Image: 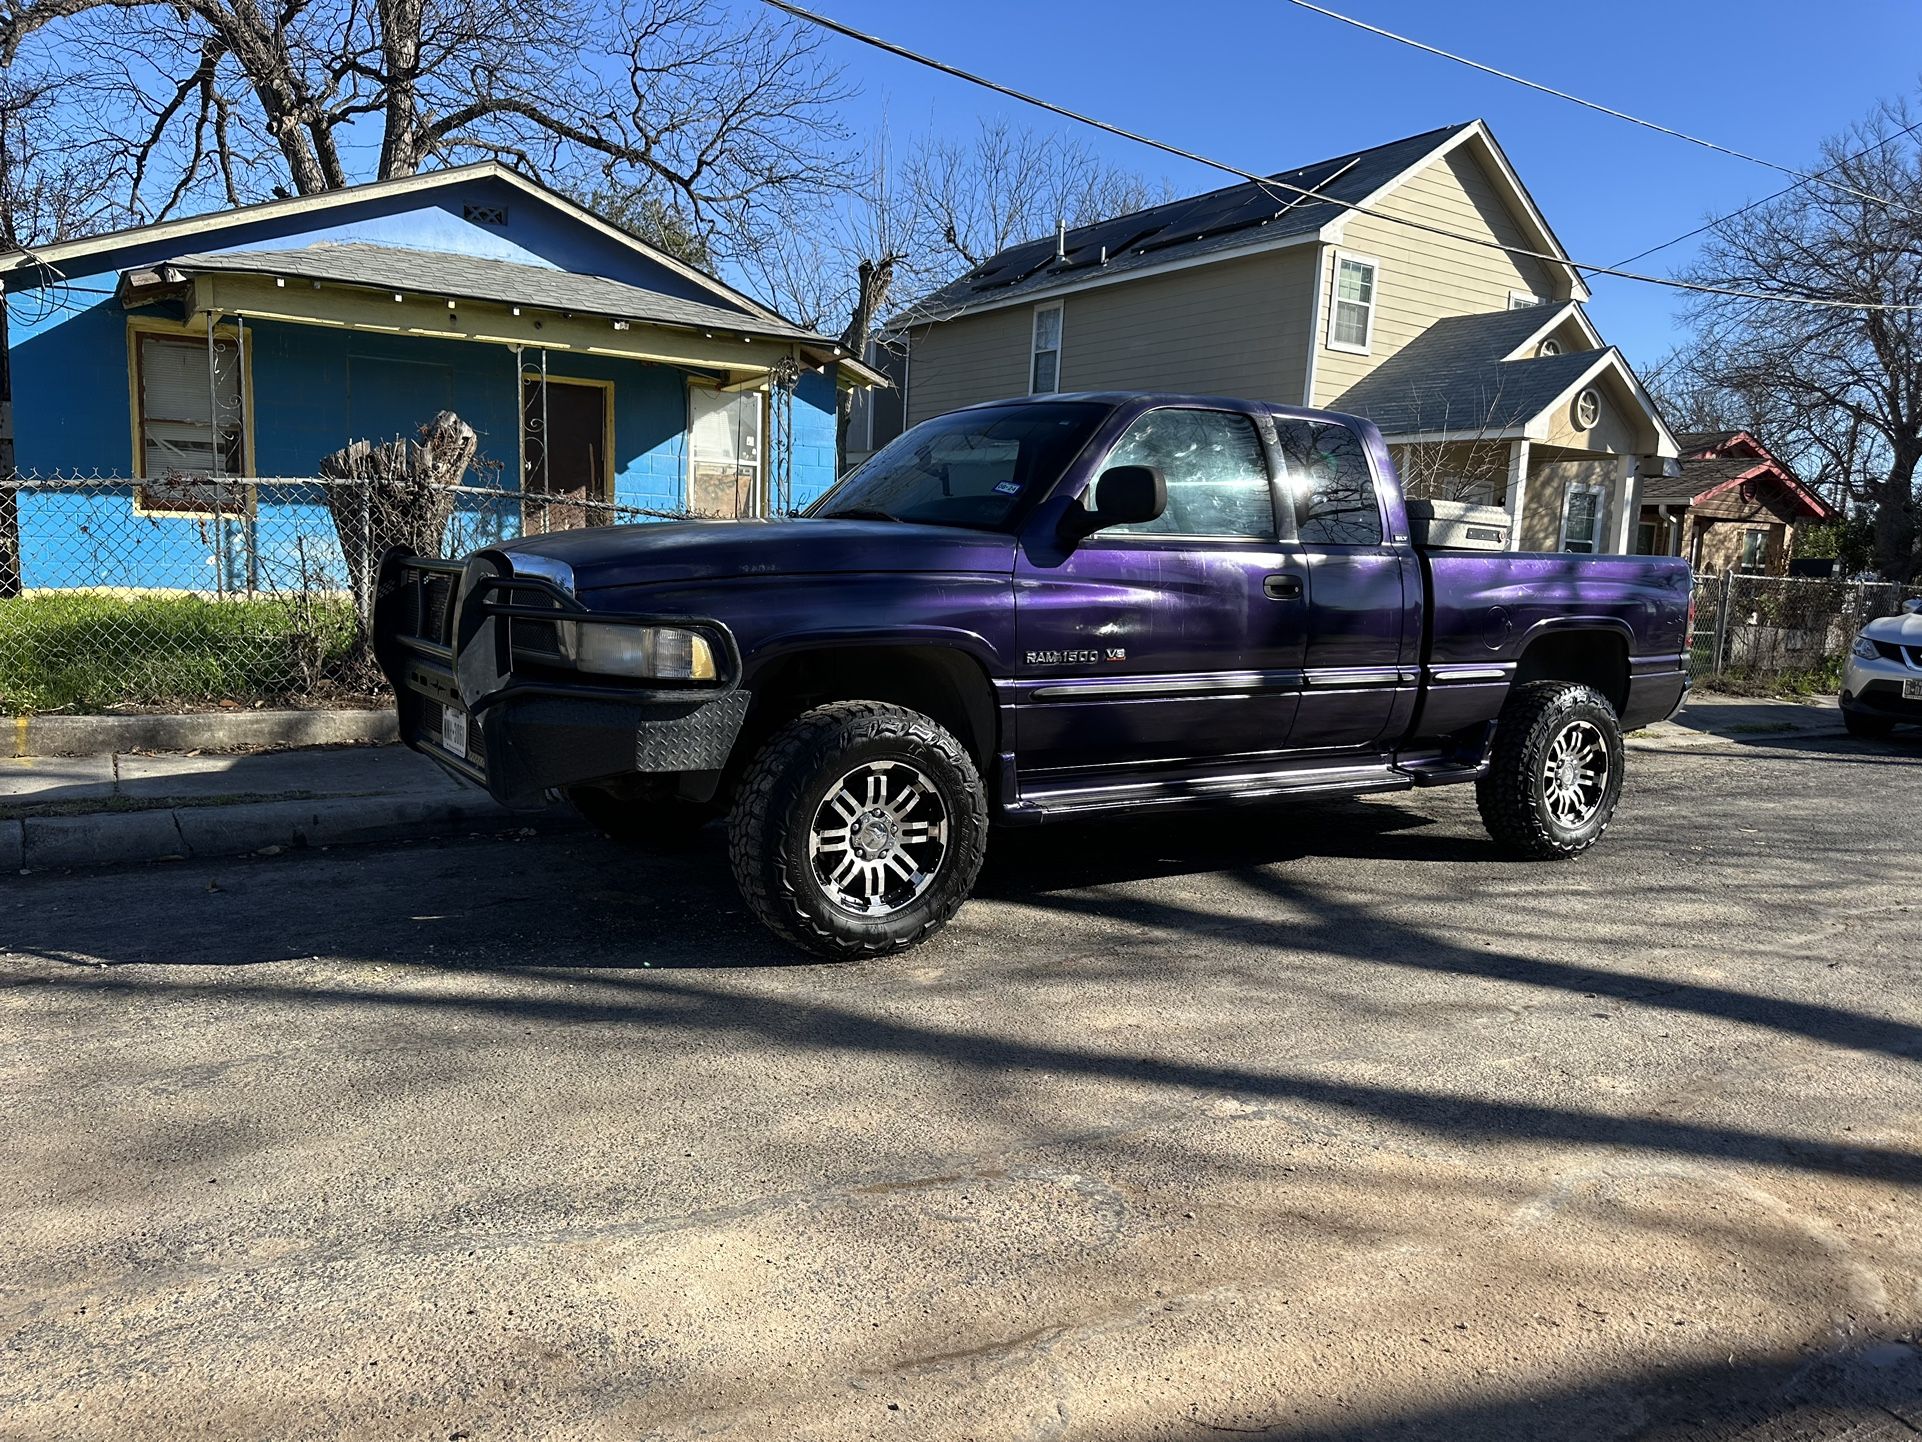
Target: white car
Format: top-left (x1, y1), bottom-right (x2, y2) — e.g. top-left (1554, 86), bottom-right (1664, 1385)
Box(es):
top-left (1843, 597), bottom-right (1922, 739)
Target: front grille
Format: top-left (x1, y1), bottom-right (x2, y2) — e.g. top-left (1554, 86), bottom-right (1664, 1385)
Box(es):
top-left (420, 573), bottom-right (455, 646)
top-left (1874, 639), bottom-right (1922, 667)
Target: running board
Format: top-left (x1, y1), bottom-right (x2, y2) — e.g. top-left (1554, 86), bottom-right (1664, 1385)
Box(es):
top-left (1003, 759), bottom-right (1414, 823)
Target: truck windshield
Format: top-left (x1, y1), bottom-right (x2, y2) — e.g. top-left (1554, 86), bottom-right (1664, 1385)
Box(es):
top-left (810, 402), bottom-right (1108, 531)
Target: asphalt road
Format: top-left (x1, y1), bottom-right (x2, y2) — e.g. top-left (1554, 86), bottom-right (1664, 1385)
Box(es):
top-left (4, 728), bottom-right (1922, 1441)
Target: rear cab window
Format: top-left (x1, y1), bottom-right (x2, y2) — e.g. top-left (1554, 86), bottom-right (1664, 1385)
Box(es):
top-left (1274, 418), bottom-right (1384, 546)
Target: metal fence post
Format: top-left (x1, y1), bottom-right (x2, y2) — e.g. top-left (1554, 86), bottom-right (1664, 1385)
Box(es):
top-left (358, 478), bottom-right (373, 621)
top-left (1712, 570), bottom-right (1734, 678)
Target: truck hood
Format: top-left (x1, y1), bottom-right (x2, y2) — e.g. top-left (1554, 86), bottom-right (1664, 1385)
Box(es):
top-left (496, 517), bottom-right (1018, 592)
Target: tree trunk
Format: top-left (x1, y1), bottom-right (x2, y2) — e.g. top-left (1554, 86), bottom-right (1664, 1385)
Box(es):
top-left (1874, 445), bottom-right (1921, 581)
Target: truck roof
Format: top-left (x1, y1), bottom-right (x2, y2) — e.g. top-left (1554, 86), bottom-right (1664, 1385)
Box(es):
top-left (948, 390), bottom-right (1378, 434)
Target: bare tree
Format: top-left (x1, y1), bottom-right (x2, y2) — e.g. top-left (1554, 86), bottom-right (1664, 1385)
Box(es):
top-left (1675, 96), bottom-right (1922, 580)
top-left (902, 118), bottom-right (1170, 271)
top-left (742, 120), bottom-right (1166, 472)
top-left (0, 66), bottom-right (126, 250)
top-left (0, 0), bottom-right (854, 261)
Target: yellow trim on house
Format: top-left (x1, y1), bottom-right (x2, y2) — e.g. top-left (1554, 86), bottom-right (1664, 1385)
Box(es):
top-left (124, 313), bottom-right (259, 518)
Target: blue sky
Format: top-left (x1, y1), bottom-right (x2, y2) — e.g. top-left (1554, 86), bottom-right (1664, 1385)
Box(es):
top-left (797, 0), bottom-right (1922, 369)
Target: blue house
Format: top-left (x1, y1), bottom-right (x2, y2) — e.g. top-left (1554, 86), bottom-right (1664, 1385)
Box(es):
top-left (0, 163), bottom-right (877, 592)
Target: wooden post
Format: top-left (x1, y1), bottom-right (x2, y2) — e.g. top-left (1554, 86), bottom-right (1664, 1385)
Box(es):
top-left (1502, 439), bottom-right (1530, 551)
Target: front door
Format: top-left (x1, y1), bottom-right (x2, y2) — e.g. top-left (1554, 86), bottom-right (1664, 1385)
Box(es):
top-left (523, 376), bottom-right (610, 532)
top-left (1014, 405), bottom-right (1308, 777)
top-left (688, 385), bottom-right (765, 517)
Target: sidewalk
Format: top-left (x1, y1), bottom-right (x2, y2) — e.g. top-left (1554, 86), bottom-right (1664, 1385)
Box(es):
top-left (1627, 691), bottom-right (1847, 750)
top-left (1, 744), bottom-right (567, 871)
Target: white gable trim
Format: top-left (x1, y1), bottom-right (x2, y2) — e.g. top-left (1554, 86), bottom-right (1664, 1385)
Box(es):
top-left (1499, 302), bottom-right (1605, 362)
top-left (0, 161), bottom-right (789, 326)
top-left (1521, 348), bottom-right (1678, 457)
top-left (1322, 120), bottom-right (1590, 304)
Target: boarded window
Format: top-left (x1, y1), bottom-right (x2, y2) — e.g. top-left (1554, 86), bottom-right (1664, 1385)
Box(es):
top-left (133, 332), bottom-right (249, 514)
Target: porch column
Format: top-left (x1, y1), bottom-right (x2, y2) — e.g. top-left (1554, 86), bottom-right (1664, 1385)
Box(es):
top-left (1668, 505), bottom-right (1685, 556)
top-left (1612, 455), bottom-right (1643, 555)
top-left (1502, 439), bottom-right (1530, 551)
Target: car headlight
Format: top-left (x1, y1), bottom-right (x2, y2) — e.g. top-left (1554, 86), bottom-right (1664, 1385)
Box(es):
top-left (572, 623), bottom-right (717, 680)
top-left (1851, 634), bottom-right (1881, 660)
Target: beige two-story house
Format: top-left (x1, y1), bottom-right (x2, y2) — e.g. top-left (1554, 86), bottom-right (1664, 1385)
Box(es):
top-left (878, 120), bottom-right (1678, 554)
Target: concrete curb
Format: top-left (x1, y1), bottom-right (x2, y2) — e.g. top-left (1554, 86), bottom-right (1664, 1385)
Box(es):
top-left (8, 709), bottom-right (398, 759)
top-left (15, 791), bottom-right (576, 872)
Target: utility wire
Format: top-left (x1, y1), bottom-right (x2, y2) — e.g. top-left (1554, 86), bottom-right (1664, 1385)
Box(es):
top-left (1283, 0), bottom-right (1922, 222)
top-left (1611, 116), bottom-right (1922, 269)
top-left (761, 1), bottom-right (1922, 312)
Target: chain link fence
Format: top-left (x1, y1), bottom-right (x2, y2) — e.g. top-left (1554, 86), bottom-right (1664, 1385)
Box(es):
top-left (5, 475), bottom-right (1919, 715)
top-left (0, 472), bottom-right (694, 714)
top-left (1688, 571), bottom-right (1922, 694)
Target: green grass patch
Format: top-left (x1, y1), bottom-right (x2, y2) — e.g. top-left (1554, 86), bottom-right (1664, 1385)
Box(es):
top-left (0, 591), bottom-right (368, 713)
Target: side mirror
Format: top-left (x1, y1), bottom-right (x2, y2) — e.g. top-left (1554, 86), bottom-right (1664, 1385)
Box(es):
top-left (1061, 465), bottom-right (1167, 542)
top-left (1902, 597), bottom-right (1922, 615)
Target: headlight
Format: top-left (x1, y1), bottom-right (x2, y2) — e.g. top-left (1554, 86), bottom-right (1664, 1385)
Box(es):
top-left (1851, 634), bottom-right (1881, 660)
top-left (572, 623), bottom-right (717, 680)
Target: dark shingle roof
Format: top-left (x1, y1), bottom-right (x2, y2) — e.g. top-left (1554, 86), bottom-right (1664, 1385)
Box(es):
top-left (898, 123), bottom-right (1475, 322)
top-left (160, 242), bottom-right (829, 343)
top-left (1676, 429), bottom-right (1741, 455)
top-left (1639, 456), bottom-right (1767, 505)
top-left (1331, 307), bottom-right (1602, 436)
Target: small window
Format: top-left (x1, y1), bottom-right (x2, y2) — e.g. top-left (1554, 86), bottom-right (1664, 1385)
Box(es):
top-left (1739, 527), bottom-right (1769, 573)
top-left (1537, 337), bottom-right (1562, 358)
top-left (1100, 408), bottom-right (1273, 539)
top-left (1030, 303), bottom-right (1062, 394)
top-left (1560, 484), bottom-right (1606, 553)
top-left (462, 203), bottom-right (508, 226)
top-left (1508, 290), bottom-right (1545, 309)
top-left (133, 332), bottom-right (246, 479)
top-left (1276, 418), bottom-right (1383, 546)
top-left (1573, 388), bottom-right (1601, 430)
top-left (1635, 520), bottom-right (1658, 555)
top-left (1328, 255), bottom-right (1376, 352)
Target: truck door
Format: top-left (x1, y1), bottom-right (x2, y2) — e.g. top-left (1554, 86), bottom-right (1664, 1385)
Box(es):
top-left (1272, 417), bottom-right (1417, 750)
top-left (1013, 405), bottom-right (1307, 775)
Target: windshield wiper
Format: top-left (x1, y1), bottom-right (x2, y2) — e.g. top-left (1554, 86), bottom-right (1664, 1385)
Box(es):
top-left (818, 507), bottom-right (904, 523)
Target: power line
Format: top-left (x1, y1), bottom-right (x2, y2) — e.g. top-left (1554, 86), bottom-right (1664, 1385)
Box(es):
top-left (761, 1), bottom-right (1922, 313)
top-left (1611, 116), bottom-right (1922, 269)
top-left (1283, 0), bottom-right (1922, 222)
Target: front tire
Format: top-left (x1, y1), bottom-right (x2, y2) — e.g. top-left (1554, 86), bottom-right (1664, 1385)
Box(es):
top-left (727, 702), bottom-right (989, 959)
top-left (1844, 708), bottom-right (1896, 740)
top-left (1477, 681), bottom-right (1625, 860)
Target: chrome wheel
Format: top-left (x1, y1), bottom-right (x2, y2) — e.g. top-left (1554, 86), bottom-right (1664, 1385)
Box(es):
top-left (808, 759), bottom-right (950, 916)
top-left (1541, 719), bottom-right (1608, 829)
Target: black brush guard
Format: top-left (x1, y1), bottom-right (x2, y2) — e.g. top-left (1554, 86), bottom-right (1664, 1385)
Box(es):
top-left (372, 548), bottom-right (749, 808)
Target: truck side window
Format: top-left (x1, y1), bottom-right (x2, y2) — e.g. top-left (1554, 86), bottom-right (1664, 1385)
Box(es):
top-left (1275, 419), bottom-right (1382, 546)
top-left (1100, 408), bottom-right (1274, 538)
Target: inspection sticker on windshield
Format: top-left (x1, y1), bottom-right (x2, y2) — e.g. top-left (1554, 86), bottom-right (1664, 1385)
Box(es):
top-left (993, 480), bottom-right (1023, 496)
top-left (442, 705), bottom-right (468, 759)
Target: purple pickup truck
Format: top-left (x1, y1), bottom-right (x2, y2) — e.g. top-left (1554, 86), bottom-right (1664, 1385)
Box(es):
top-left (375, 393), bottom-right (1690, 957)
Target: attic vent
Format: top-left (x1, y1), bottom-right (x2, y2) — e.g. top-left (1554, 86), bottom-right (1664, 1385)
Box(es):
top-left (463, 203), bottom-right (508, 226)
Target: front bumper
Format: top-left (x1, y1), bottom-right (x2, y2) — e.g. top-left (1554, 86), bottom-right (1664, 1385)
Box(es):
top-left (1841, 653), bottom-right (1922, 726)
top-left (372, 549), bottom-right (749, 808)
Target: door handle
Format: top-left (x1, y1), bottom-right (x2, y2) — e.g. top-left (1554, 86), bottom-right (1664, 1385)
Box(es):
top-left (1263, 573), bottom-right (1304, 601)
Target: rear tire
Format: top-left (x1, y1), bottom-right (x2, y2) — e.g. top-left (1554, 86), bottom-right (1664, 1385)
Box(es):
top-left (566, 783), bottom-right (719, 853)
top-left (1477, 681), bottom-right (1625, 860)
top-left (727, 701), bottom-right (988, 959)
top-left (1844, 708), bottom-right (1896, 740)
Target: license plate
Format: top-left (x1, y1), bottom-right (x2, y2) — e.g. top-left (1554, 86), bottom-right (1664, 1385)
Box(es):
top-left (442, 705), bottom-right (468, 758)
top-left (1904, 679), bottom-right (1922, 701)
